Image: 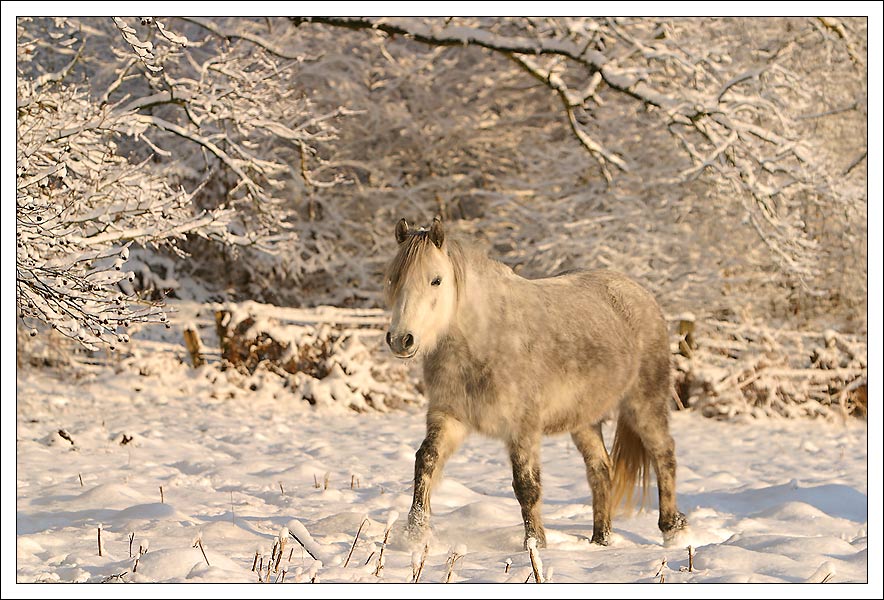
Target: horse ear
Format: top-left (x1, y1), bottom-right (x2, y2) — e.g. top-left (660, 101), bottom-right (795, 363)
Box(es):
top-left (429, 216), bottom-right (444, 248)
top-left (395, 218), bottom-right (409, 244)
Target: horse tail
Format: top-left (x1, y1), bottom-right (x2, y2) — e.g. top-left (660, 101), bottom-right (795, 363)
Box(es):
top-left (610, 414), bottom-right (650, 515)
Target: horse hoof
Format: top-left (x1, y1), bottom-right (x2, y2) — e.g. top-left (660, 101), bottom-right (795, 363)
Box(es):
top-left (590, 533), bottom-right (610, 546)
top-left (660, 511), bottom-right (688, 533)
top-left (660, 512), bottom-right (689, 546)
top-left (404, 521), bottom-right (429, 545)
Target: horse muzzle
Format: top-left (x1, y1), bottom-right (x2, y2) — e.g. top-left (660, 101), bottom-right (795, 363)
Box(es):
top-left (386, 330), bottom-right (418, 358)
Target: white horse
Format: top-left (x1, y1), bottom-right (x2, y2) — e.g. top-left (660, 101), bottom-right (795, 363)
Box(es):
top-left (385, 217), bottom-right (686, 548)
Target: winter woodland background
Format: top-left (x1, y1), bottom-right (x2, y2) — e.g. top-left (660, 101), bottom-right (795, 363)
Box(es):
top-left (13, 16), bottom-right (872, 585)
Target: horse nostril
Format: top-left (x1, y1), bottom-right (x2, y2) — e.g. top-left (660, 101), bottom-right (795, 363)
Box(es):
top-left (403, 333), bottom-right (414, 350)
top-left (385, 331), bottom-right (392, 347)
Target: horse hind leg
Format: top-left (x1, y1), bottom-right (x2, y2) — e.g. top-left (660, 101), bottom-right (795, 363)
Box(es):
top-left (621, 399), bottom-right (687, 540)
top-left (570, 423), bottom-right (613, 545)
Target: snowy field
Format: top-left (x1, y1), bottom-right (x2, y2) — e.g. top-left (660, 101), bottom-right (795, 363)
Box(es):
top-left (13, 307), bottom-right (870, 586)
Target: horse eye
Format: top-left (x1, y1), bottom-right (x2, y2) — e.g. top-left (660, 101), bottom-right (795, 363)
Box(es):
top-left (431, 276), bottom-right (442, 286)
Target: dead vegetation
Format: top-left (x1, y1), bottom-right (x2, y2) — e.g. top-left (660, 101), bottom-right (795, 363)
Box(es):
top-left (673, 318), bottom-right (866, 419)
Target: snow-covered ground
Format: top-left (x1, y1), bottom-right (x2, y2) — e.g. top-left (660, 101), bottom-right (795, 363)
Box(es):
top-left (14, 311), bottom-right (869, 586)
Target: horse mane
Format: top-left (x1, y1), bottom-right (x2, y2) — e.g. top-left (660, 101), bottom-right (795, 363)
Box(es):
top-left (384, 231), bottom-right (466, 306)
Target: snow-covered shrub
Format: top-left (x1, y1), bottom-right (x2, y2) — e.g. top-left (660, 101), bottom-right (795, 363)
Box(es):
top-left (673, 318), bottom-right (867, 419)
top-left (215, 302), bottom-right (419, 411)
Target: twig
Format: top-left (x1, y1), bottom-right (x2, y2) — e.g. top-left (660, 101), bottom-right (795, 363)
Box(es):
top-left (194, 538), bottom-right (210, 567)
top-left (97, 526), bottom-right (103, 557)
top-left (128, 532), bottom-right (135, 558)
top-left (279, 481), bottom-right (285, 495)
top-left (343, 518), bottom-right (369, 568)
top-left (159, 485), bottom-right (164, 504)
top-left (252, 551), bottom-right (259, 572)
top-left (688, 545), bottom-right (694, 572)
top-left (78, 473), bottom-right (84, 487)
top-left (289, 532), bottom-right (319, 561)
top-left (844, 151), bottom-right (866, 176)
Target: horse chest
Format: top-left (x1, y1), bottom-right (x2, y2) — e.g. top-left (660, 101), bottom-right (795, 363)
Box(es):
top-left (423, 349), bottom-right (510, 435)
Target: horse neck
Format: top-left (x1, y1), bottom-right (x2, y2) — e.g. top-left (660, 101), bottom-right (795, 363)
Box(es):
top-left (450, 246), bottom-right (508, 344)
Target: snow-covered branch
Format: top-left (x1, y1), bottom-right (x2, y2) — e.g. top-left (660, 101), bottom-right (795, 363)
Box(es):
top-left (16, 17), bottom-right (346, 346)
top-left (287, 16), bottom-right (865, 282)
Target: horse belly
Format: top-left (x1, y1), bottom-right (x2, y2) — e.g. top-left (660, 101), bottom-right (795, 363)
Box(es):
top-left (536, 342), bottom-right (638, 433)
top-left (538, 378), bottom-right (616, 434)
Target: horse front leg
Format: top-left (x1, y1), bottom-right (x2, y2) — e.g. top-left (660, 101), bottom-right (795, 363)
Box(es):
top-left (571, 423), bottom-right (613, 545)
top-left (406, 413), bottom-right (467, 541)
top-left (509, 430), bottom-right (546, 548)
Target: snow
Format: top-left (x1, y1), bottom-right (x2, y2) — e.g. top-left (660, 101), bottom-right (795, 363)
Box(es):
top-left (14, 322), bottom-right (869, 585)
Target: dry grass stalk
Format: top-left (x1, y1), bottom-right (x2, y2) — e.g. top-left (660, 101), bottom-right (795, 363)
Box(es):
top-left (655, 557), bottom-right (667, 583)
top-left (343, 518), bottom-right (369, 568)
top-left (373, 525), bottom-right (393, 577)
top-left (269, 540), bottom-right (279, 570)
top-left (411, 543), bottom-right (429, 583)
top-left (444, 549), bottom-right (464, 583)
top-left (527, 538), bottom-right (544, 583)
top-left (275, 537), bottom-right (287, 573)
